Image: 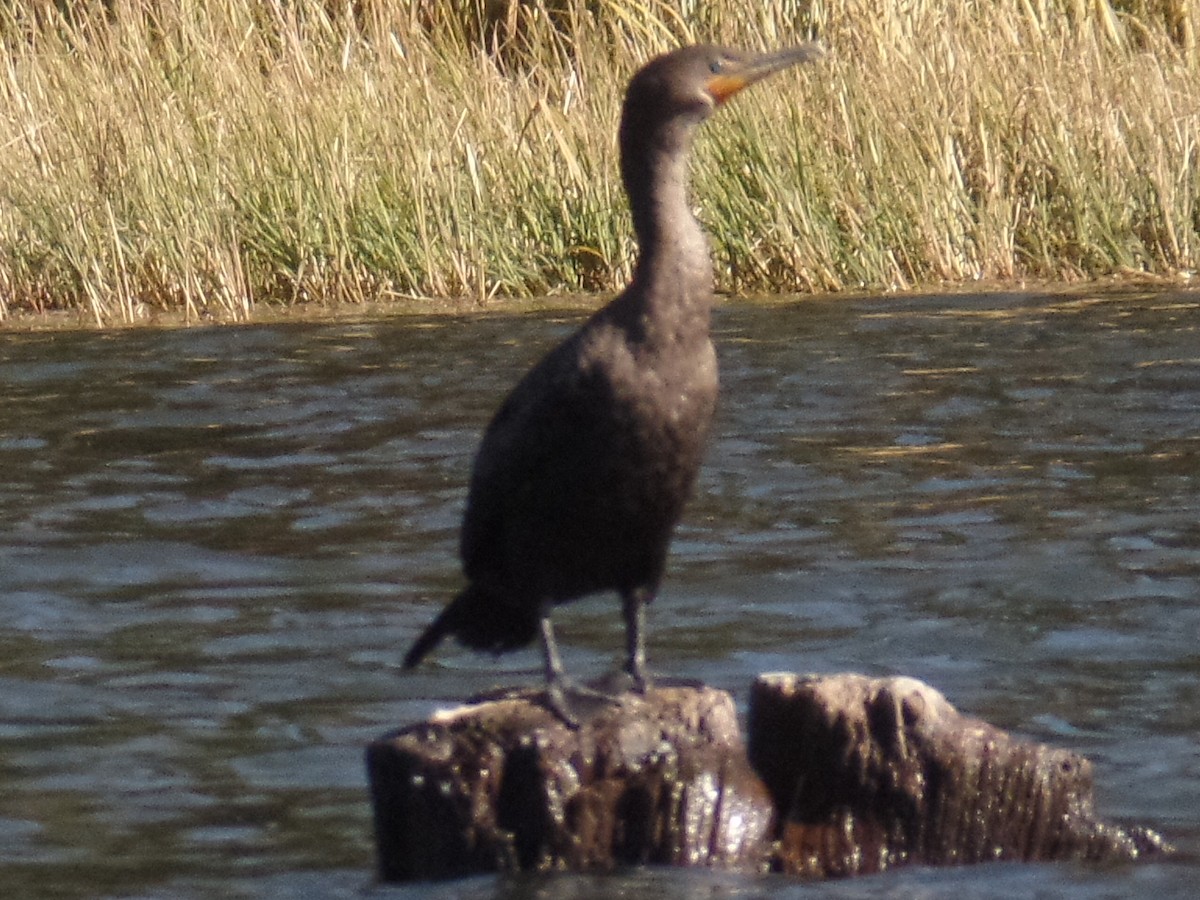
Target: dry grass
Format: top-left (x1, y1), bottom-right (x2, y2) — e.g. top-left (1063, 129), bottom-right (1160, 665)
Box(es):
top-left (0, 0), bottom-right (1196, 324)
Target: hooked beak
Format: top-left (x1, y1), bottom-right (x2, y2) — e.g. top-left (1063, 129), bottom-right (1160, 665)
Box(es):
top-left (705, 42), bottom-right (825, 105)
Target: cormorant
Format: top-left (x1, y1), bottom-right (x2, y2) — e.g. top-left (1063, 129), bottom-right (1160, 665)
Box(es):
top-left (403, 43), bottom-right (824, 720)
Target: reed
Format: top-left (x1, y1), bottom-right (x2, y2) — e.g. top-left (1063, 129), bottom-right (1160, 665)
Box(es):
top-left (0, 1), bottom-right (1196, 324)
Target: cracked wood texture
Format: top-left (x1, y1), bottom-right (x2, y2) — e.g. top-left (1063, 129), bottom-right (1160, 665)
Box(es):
top-left (368, 674), bottom-right (1169, 882)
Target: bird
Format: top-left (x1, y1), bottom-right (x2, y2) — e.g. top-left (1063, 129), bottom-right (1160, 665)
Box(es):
top-left (403, 42), bottom-right (824, 722)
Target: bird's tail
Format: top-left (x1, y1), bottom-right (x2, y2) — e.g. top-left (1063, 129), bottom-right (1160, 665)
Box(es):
top-left (402, 583), bottom-right (540, 669)
top-left (402, 601), bottom-right (455, 670)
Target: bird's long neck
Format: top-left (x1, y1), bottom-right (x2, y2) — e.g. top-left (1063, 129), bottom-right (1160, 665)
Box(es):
top-left (619, 113), bottom-right (713, 336)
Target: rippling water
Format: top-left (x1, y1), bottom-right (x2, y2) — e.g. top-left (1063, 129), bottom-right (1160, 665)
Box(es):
top-left (1, 290), bottom-right (1197, 898)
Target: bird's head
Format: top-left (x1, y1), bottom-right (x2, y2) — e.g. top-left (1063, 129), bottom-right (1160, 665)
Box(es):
top-left (623, 42), bottom-right (825, 129)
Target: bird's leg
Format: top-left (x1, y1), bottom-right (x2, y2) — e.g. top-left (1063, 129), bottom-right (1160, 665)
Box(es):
top-left (539, 609), bottom-right (630, 726)
top-left (538, 612), bottom-right (580, 727)
top-left (622, 588), bottom-right (652, 693)
top-left (540, 611), bottom-right (568, 684)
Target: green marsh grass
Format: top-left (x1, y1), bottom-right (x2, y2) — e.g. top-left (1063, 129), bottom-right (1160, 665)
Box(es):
top-left (0, 1), bottom-right (1197, 324)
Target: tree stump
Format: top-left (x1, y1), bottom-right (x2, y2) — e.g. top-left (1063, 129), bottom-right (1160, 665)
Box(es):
top-left (366, 683), bottom-right (774, 882)
top-left (749, 673), bottom-right (1169, 877)
top-left (367, 673), bottom-right (1170, 882)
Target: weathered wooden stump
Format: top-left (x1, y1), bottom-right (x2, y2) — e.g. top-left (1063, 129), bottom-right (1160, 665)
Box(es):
top-left (367, 673), bottom-right (1169, 882)
top-left (366, 683), bottom-right (773, 881)
top-left (749, 673), bottom-right (1169, 877)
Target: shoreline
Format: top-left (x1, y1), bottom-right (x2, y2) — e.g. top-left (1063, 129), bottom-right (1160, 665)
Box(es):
top-left (2, 274), bottom-right (1192, 334)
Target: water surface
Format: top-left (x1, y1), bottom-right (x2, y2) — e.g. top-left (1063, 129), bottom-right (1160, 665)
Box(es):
top-left (0, 290), bottom-right (1197, 898)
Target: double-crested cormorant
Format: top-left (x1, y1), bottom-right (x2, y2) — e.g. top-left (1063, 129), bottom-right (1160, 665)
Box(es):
top-left (403, 43), bottom-right (823, 719)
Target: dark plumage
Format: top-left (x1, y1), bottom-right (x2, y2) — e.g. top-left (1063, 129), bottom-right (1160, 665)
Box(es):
top-left (403, 43), bottom-right (823, 718)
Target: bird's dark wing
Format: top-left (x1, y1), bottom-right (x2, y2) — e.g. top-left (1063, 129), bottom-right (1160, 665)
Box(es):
top-left (458, 328), bottom-right (611, 581)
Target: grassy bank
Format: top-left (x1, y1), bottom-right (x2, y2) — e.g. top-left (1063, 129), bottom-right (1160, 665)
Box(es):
top-left (1, 1), bottom-right (1197, 325)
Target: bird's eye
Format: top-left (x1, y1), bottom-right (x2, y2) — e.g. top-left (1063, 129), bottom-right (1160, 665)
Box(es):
top-left (708, 59), bottom-right (723, 74)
